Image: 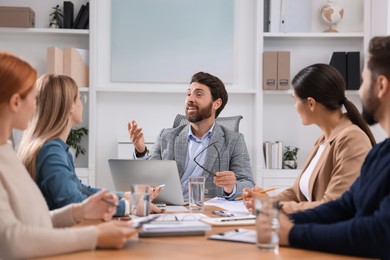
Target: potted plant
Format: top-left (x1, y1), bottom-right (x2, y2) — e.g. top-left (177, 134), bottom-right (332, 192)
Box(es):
top-left (66, 127), bottom-right (88, 159)
top-left (49, 5), bottom-right (63, 28)
top-left (283, 146), bottom-right (299, 169)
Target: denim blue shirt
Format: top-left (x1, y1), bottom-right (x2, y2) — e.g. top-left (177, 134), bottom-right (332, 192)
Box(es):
top-left (36, 139), bottom-right (125, 216)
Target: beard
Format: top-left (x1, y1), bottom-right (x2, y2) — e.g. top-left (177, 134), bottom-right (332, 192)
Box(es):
top-left (185, 102), bottom-right (213, 123)
top-left (361, 84), bottom-right (380, 126)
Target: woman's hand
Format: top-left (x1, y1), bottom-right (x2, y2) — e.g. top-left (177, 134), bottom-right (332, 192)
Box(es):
top-left (81, 189), bottom-right (118, 221)
top-left (96, 221), bottom-right (138, 249)
top-left (243, 186), bottom-right (269, 213)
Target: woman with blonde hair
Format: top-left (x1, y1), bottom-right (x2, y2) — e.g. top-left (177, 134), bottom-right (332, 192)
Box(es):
top-left (0, 52), bottom-right (136, 259)
top-left (18, 74), bottom-right (161, 215)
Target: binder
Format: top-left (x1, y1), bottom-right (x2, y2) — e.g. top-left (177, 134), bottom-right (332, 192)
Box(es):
top-left (283, 0), bottom-right (312, 33)
top-left (269, 0), bottom-right (281, 32)
top-left (263, 0), bottom-right (270, 32)
top-left (72, 4), bottom-right (85, 29)
top-left (346, 52), bottom-right (360, 90)
top-left (277, 51), bottom-right (290, 90)
top-left (47, 47), bottom-right (63, 75)
top-left (263, 52), bottom-right (278, 90)
top-left (63, 1), bottom-right (74, 29)
top-left (76, 2), bottom-right (89, 29)
top-left (329, 52), bottom-right (347, 86)
top-left (63, 48), bottom-right (89, 87)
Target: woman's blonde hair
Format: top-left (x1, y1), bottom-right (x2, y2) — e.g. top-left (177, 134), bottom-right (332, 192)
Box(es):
top-left (18, 74), bottom-right (78, 180)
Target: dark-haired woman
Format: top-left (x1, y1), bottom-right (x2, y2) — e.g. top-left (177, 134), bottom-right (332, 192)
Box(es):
top-left (245, 63), bottom-right (375, 213)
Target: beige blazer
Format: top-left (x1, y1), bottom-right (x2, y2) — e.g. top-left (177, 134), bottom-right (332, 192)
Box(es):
top-left (274, 115), bottom-right (372, 213)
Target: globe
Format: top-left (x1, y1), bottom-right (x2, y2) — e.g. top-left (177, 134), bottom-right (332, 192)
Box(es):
top-left (320, 0), bottom-right (344, 32)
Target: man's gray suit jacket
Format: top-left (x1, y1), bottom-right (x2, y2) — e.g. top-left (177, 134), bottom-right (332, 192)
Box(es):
top-left (149, 123), bottom-right (255, 199)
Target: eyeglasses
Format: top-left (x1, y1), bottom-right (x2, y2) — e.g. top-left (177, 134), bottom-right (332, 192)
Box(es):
top-left (193, 141), bottom-right (220, 176)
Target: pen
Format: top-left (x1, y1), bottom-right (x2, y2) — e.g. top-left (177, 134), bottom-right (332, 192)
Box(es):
top-left (80, 189), bottom-right (118, 207)
top-left (220, 217), bottom-right (255, 222)
top-left (235, 187), bottom-right (278, 201)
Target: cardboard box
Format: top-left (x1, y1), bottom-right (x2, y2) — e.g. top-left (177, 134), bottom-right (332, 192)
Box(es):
top-left (0, 6), bottom-right (35, 28)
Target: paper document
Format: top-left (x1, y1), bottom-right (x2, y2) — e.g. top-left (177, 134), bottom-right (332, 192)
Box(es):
top-left (209, 228), bottom-right (256, 244)
top-left (205, 197), bottom-right (249, 214)
top-left (165, 206), bottom-right (189, 212)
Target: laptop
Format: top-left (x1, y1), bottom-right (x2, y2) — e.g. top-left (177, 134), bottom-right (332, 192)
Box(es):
top-left (108, 159), bottom-right (185, 205)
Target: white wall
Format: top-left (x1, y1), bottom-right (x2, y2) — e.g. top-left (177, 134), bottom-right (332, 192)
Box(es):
top-left (93, 0), bottom-right (257, 189)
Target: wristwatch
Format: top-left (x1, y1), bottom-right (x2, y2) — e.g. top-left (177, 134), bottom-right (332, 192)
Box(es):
top-left (135, 147), bottom-right (148, 158)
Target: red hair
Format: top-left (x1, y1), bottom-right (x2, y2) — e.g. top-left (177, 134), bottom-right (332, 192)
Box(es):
top-left (0, 52), bottom-right (37, 107)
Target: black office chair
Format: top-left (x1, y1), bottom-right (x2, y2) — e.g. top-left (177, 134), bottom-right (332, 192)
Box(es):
top-left (172, 114), bottom-right (243, 132)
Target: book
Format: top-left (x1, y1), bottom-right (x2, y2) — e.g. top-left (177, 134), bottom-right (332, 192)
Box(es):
top-left (271, 141), bottom-right (283, 169)
top-left (63, 1), bottom-right (74, 29)
top-left (329, 52), bottom-right (347, 85)
top-left (76, 2), bottom-right (89, 29)
top-left (346, 52), bottom-right (360, 90)
top-left (139, 220), bottom-right (211, 237)
top-left (72, 4), bottom-right (85, 29)
top-left (208, 228), bottom-right (256, 244)
top-left (263, 141), bottom-right (272, 169)
top-left (63, 47), bottom-right (89, 87)
top-left (263, 52), bottom-right (278, 90)
top-left (47, 47), bottom-right (63, 75)
top-left (277, 51), bottom-right (290, 90)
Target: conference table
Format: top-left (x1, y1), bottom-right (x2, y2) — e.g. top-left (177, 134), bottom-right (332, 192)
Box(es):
top-left (34, 205), bottom-right (374, 260)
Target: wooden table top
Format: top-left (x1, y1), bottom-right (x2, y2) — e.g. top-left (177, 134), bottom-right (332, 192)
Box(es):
top-left (33, 205), bottom-right (373, 260)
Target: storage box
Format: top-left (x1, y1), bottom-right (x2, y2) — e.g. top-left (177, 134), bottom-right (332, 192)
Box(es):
top-left (0, 6), bottom-right (35, 28)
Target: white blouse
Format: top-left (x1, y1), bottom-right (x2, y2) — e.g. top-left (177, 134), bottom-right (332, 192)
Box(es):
top-left (299, 142), bottom-right (327, 201)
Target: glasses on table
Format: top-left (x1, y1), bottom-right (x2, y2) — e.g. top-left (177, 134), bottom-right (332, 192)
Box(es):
top-left (193, 141), bottom-right (220, 176)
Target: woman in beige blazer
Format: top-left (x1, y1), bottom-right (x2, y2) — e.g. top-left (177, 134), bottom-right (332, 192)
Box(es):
top-left (245, 64), bottom-right (376, 214)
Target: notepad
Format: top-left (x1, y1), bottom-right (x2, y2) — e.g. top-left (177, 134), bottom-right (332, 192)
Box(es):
top-left (139, 220), bottom-right (211, 237)
top-left (209, 228), bottom-right (256, 244)
top-left (200, 215), bottom-right (255, 226)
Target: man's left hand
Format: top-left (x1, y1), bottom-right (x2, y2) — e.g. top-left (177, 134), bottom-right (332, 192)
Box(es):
top-left (213, 171), bottom-right (236, 194)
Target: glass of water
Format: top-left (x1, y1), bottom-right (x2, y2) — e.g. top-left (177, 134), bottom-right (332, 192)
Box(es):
top-left (188, 176), bottom-right (205, 212)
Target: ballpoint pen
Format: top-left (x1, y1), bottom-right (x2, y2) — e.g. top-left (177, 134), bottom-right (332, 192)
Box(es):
top-left (80, 189), bottom-right (118, 207)
top-left (234, 187), bottom-right (278, 201)
top-left (220, 217), bottom-right (256, 222)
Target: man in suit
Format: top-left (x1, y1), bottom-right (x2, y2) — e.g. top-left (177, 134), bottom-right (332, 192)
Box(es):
top-left (128, 72), bottom-right (255, 200)
top-left (273, 36), bottom-right (390, 259)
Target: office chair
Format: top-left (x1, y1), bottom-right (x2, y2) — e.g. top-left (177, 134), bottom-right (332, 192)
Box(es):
top-left (172, 114), bottom-right (243, 132)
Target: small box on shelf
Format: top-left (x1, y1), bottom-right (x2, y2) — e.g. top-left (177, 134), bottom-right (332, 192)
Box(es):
top-left (0, 6), bottom-right (35, 28)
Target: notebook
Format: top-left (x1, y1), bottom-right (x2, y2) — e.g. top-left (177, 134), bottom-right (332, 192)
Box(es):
top-left (108, 159), bottom-right (185, 205)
